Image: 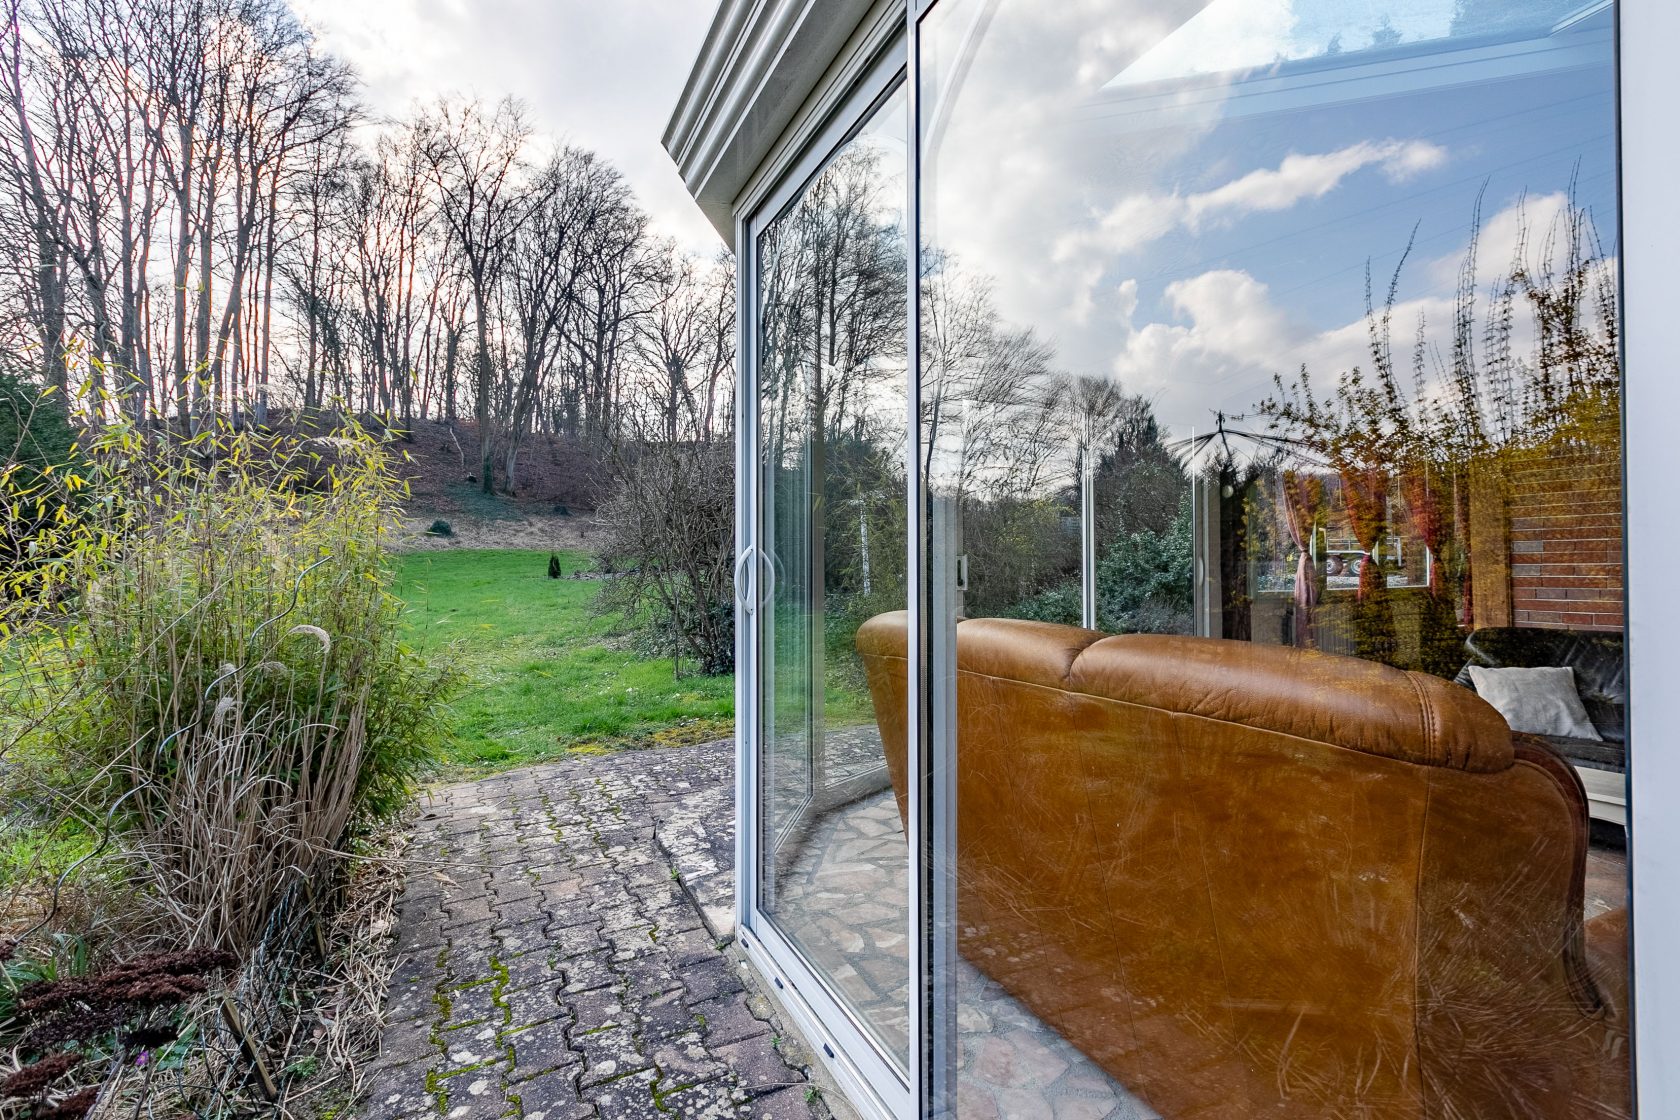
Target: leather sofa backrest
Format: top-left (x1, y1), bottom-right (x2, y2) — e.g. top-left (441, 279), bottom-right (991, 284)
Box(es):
top-left (854, 610), bottom-right (1628, 1120)
top-left (861, 612), bottom-right (1514, 770)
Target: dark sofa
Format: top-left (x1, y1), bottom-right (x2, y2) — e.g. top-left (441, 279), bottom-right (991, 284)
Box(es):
top-left (1452, 627), bottom-right (1626, 773)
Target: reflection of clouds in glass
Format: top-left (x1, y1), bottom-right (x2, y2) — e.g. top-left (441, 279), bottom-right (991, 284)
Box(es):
top-left (1187, 140), bottom-right (1445, 225)
top-left (1109, 267), bottom-right (1447, 420)
top-left (922, 0), bottom-right (1222, 330)
top-left (924, 0), bottom-right (1204, 113)
top-left (923, 0), bottom-right (1616, 467)
top-left (1053, 138), bottom-right (1446, 320)
top-left (1107, 193), bottom-right (1614, 435)
top-left (1424, 189), bottom-right (1572, 290)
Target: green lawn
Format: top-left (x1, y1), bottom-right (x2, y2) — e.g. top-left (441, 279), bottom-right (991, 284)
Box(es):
top-left (393, 549), bottom-right (735, 770)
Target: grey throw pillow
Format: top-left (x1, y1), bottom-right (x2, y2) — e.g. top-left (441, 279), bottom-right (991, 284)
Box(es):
top-left (1466, 665), bottom-right (1602, 741)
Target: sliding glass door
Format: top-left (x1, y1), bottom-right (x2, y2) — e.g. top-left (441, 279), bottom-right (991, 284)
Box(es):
top-left (742, 61), bottom-right (914, 1105)
top-left (915, 1), bottom-right (1630, 1117)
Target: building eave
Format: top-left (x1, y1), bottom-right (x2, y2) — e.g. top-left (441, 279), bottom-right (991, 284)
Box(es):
top-left (663, 0), bottom-right (878, 248)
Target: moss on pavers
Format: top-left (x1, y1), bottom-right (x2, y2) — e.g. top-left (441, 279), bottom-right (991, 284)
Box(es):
top-left (362, 742), bottom-right (824, 1120)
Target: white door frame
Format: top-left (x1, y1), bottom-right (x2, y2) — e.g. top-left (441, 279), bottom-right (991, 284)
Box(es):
top-left (731, 0), bottom-right (1672, 1114)
top-left (732, 41), bottom-right (914, 1120)
top-left (1620, 0), bottom-right (1677, 1113)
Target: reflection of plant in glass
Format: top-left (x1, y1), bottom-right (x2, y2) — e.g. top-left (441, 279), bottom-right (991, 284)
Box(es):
top-left (1262, 182), bottom-right (1618, 496)
top-left (1258, 183), bottom-right (1619, 673)
top-left (1013, 490), bottom-right (1193, 635)
top-left (1096, 492), bottom-right (1195, 635)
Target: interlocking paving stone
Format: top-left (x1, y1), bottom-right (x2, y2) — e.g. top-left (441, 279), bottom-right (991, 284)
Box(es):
top-left (717, 1036), bottom-right (804, 1099)
top-left (506, 1020), bottom-right (581, 1078)
top-left (362, 741), bottom-right (825, 1119)
top-left (693, 994), bottom-right (772, 1048)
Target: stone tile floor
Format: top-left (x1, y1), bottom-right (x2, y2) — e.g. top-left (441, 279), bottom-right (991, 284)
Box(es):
top-left (766, 789), bottom-right (1156, 1119)
top-left (361, 741), bottom-right (826, 1120)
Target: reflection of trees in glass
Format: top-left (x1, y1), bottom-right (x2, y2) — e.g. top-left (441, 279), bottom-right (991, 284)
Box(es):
top-left (920, 253), bottom-right (1071, 615)
top-left (1258, 185), bottom-right (1619, 673)
top-left (757, 136), bottom-right (910, 697)
top-left (917, 248), bottom-right (1207, 626)
top-left (759, 142), bottom-right (907, 474)
top-left (1012, 491), bottom-right (1195, 635)
top-left (1088, 392), bottom-right (1188, 542)
top-left (997, 380), bottom-right (1198, 633)
top-left (921, 253), bottom-right (1059, 500)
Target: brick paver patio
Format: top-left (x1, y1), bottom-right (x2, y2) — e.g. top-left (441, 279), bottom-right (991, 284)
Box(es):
top-left (360, 741), bottom-right (827, 1120)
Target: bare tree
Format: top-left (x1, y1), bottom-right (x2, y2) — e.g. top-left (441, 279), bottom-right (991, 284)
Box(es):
top-left (499, 147), bottom-right (615, 487)
top-left (0, 0), bottom-right (71, 402)
top-left (0, 0), bottom-right (743, 488)
top-left (419, 95), bottom-right (547, 493)
top-left (629, 249), bottom-right (736, 444)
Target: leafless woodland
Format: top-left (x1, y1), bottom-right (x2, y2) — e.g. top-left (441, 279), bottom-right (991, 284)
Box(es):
top-left (0, 0), bottom-right (736, 494)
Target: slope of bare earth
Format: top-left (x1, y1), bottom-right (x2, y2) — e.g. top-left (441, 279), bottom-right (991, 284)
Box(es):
top-left (387, 418), bottom-right (609, 554)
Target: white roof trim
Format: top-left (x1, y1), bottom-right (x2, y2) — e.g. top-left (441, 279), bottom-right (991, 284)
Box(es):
top-left (663, 0), bottom-right (880, 246)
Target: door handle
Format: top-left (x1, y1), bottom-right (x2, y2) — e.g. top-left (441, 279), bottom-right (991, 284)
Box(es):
top-left (734, 546), bottom-right (756, 614)
top-left (759, 547), bottom-right (779, 609)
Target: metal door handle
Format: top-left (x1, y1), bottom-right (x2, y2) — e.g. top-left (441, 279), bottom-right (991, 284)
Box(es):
top-left (734, 546), bottom-right (756, 613)
top-left (760, 547), bottom-right (779, 608)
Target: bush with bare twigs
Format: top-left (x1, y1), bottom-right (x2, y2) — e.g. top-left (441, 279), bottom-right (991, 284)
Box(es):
top-left (594, 440), bottom-right (735, 677)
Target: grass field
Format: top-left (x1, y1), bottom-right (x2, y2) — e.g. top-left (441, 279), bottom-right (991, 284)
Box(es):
top-left (394, 549), bottom-right (735, 770)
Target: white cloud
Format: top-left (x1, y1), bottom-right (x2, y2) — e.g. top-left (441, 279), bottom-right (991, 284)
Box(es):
top-left (1186, 140), bottom-right (1446, 228)
top-left (1044, 139), bottom-right (1445, 330)
top-left (1101, 187), bottom-right (1622, 438)
top-left (1426, 190), bottom-right (1573, 292)
top-left (1110, 270), bottom-right (1294, 392)
top-left (289, 0), bottom-right (722, 254)
top-left (1107, 266), bottom-right (1456, 431)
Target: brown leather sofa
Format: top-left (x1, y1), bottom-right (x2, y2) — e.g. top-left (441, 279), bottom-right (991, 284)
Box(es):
top-left (856, 611), bottom-right (1630, 1120)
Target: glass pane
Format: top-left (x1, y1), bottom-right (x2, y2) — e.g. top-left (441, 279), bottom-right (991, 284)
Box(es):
top-left (904, 1), bottom-right (1630, 1116)
top-left (755, 82), bottom-right (911, 1069)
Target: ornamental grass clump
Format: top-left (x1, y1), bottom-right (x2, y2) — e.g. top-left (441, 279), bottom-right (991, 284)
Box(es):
top-left (3, 417), bottom-right (455, 956)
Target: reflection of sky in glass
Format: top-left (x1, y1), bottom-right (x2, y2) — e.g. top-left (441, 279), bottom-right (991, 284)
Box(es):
top-left (1109, 0), bottom-right (1602, 87)
top-left (922, 0), bottom-right (1618, 450)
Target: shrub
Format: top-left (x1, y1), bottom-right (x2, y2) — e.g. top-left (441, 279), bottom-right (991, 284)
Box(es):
top-left (594, 440), bottom-right (734, 676)
top-left (3, 419), bottom-right (456, 953)
top-left (1092, 492), bottom-right (1195, 634)
top-left (1012, 493), bottom-right (1195, 635)
top-left (0, 371), bottom-right (79, 574)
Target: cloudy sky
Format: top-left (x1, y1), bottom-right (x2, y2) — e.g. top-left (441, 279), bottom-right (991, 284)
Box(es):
top-left (290, 0), bottom-right (723, 255)
top-left (922, 0), bottom-right (1619, 442)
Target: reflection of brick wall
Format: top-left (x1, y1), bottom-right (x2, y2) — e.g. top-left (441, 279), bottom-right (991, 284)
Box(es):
top-left (1505, 455), bottom-right (1624, 632)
